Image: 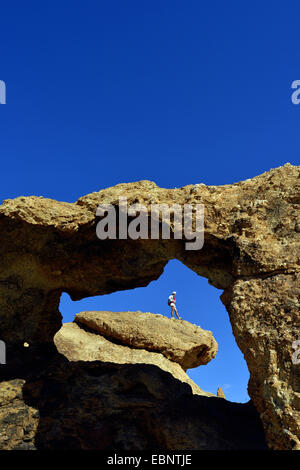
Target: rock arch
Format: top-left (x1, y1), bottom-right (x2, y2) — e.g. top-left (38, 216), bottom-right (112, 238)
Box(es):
top-left (0, 164), bottom-right (299, 449)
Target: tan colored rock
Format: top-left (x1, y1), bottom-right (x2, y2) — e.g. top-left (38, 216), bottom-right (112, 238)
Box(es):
top-left (217, 387), bottom-right (226, 399)
top-left (54, 321), bottom-right (214, 397)
top-left (0, 163), bottom-right (299, 449)
top-left (221, 273), bottom-right (300, 450)
top-left (0, 379), bottom-right (39, 450)
top-left (73, 310), bottom-right (218, 370)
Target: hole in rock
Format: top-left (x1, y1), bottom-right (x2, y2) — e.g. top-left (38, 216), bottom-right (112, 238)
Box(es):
top-left (59, 259), bottom-right (250, 403)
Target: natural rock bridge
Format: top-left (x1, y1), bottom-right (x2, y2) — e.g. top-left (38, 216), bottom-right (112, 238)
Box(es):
top-left (0, 163), bottom-right (299, 449)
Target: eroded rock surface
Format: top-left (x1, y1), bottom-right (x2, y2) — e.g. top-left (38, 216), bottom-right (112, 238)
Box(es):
top-left (0, 379), bottom-right (39, 449)
top-left (0, 163), bottom-right (299, 449)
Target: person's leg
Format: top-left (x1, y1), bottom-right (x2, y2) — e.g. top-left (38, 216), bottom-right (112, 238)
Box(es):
top-left (171, 306), bottom-right (174, 318)
top-left (174, 306), bottom-right (180, 319)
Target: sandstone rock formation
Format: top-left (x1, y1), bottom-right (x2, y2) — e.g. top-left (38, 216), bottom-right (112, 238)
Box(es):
top-left (0, 163), bottom-right (299, 449)
top-left (54, 311), bottom-right (218, 397)
top-left (217, 387), bottom-right (226, 399)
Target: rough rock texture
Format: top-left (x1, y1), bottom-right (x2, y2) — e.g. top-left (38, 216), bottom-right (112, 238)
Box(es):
top-left (221, 273), bottom-right (300, 449)
top-left (0, 379), bottom-right (39, 449)
top-left (72, 310), bottom-right (218, 370)
top-left (54, 318), bottom-right (214, 397)
top-left (0, 163), bottom-right (299, 449)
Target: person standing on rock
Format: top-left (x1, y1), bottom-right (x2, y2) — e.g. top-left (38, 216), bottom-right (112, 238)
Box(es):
top-left (168, 291), bottom-right (181, 319)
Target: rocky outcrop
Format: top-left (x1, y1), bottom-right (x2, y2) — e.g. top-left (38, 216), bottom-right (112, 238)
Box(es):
top-left (0, 163), bottom-right (299, 449)
top-left (54, 311), bottom-right (218, 397)
top-left (217, 387), bottom-right (226, 399)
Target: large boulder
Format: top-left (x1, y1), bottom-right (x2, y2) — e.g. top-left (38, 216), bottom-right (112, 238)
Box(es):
top-left (72, 310), bottom-right (218, 370)
top-left (54, 311), bottom-right (218, 397)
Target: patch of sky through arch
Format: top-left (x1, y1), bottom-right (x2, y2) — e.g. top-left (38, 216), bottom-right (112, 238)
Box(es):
top-left (59, 259), bottom-right (250, 403)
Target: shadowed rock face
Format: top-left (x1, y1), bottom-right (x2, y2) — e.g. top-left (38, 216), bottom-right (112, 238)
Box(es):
top-left (0, 163), bottom-right (299, 449)
top-left (0, 356), bottom-right (267, 450)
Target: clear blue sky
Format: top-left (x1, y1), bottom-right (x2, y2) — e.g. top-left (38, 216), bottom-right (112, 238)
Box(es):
top-left (1, 1), bottom-right (299, 402)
